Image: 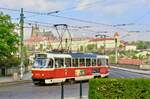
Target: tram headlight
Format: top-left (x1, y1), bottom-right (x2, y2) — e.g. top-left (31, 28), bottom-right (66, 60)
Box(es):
top-left (41, 74), bottom-right (45, 76)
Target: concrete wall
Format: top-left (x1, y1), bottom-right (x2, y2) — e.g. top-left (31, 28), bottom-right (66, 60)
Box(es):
top-left (140, 65), bottom-right (150, 70)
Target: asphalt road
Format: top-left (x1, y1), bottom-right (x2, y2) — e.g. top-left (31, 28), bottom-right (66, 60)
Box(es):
top-left (109, 68), bottom-right (150, 78)
top-left (0, 68), bottom-right (150, 99)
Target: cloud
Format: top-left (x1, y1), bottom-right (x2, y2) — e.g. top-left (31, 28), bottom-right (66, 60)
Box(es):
top-left (1, 0), bottom-right (150, 14)
top-left (76, 0), bottom-right (94, 10)
top-left (0, 0), bottom-right (68, 11)
top-left (76, 0), bottom-right (150, 15)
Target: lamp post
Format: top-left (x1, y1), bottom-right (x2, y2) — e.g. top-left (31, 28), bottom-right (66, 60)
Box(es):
top-left (114, 32), bottom-right (119, 64)
top-left (103, 35), bottom-right (106, 55)
top-left (20, 8), bottom-right (24, 79)
top-left (95, 35), bottom-right (98, 51)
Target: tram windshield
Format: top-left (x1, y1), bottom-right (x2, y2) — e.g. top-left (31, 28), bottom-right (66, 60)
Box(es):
top-left (101, 58), bottom-right (108, 65)
top-left (33, 59), bottom-right (48, 68)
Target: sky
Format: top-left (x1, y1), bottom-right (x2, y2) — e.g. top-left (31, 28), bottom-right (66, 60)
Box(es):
top-left (0, 0), bottom-right (150, 41)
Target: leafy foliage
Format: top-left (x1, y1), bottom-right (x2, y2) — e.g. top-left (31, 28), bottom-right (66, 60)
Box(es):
top-left (0, 56), bottom-right (20, 68)
top-left (136, 41), bottom-right (147, 49)
top-left (89, 78), bottom-right (150, 99)
top-left (0, 12), bottom-right (19, 68)
top-left (119, 50), bottom-right (139, 58)
top-left (86, 44), bottom-right (97, 52)
top-left (129, 41), bottom-right (150, 50)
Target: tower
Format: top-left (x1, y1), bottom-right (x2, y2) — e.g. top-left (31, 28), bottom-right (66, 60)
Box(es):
top-left (31, 24), bottom-right (40, 37)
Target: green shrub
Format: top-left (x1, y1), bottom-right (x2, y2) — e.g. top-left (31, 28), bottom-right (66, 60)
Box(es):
top-left (89, 78), bottom-right (150, 99)
top-left (0, 56), bottom-right (29, 68)
top-left (0, 56), bottom-right (20, 68)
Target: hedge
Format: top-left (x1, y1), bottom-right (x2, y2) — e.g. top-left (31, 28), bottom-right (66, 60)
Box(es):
top-left (89, 78), bottom-right (150, 99)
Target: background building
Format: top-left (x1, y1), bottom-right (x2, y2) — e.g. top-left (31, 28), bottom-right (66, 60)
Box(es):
top-left (24, 26), bottom-right (123, 54)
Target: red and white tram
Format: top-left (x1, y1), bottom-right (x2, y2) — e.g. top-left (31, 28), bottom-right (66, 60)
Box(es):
top-left (32, 52), bottom-right (109, 85)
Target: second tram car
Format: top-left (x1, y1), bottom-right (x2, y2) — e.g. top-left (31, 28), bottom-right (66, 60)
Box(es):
top-left (32, 52), bottom-right (109, 85)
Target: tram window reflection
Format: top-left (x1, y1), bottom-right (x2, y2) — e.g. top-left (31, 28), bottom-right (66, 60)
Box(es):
top-left (97, 58), bottom-right (101, 66)
top-left (65, 58), bottom-right (71, 67)
top-left (101, 58), bottom-right (107, 65)
top-left (48, 59), bottom-right (53, 68)
top-left (55, 58), bottom-right (64, 68)
top-left (92, 59), bottom-right (96, 66)
top-left (86, 59), bottom-right (91, 66)
top-left (72, 58), bottom-right (78, 67)
top-left (106, 59), bottom-right (109, 65)
top-left (79, 58), bottom-right (85, 67)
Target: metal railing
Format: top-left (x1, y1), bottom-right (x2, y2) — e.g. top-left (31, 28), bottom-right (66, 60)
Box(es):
top-left (60, 81), bottom-right (83, 99)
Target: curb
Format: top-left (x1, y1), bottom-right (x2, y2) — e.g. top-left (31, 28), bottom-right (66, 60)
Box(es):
top-left (110, 66), bottom-right (150, 75)
top-left (0, 80), bottom-right (32, 86)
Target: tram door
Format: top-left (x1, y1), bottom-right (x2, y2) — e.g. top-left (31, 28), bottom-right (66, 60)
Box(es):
top-left (64, 58), bottom-right (73, 77)
top-left (54, 58), bottom-right (65, 78)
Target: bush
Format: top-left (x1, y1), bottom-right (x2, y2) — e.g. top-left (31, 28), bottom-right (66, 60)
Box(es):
top-left (0, 56), bottom-right (29, 68)
top-left (89, 78), bottom-right (150, 99)
top-left (0, 56), bottom-right (20, 68)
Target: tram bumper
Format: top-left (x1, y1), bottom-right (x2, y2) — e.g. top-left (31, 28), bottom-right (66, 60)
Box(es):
top-left (45, 78), bottom-right (66, 84)
top-left (100, 73), bottom-right (109, 78)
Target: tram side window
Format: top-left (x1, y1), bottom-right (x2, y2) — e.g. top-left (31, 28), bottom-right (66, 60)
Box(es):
top-left (48, 59), bottom-right (53, 68)
top-left (79, 58), bottom-right (85, 67)
top-left (55, 58), bottom-right (64, 68)
top-left (86, 59), bottom-right (91, 66)
top-left (97, 58), bottom-right (101, 66)
top-left (72, 58), bottom-right (78, 67)
top-left (106, 59), bottom-right (109, 65)
top-left (65, 58), bottom-right (71, 67)
top-left (92, 59), bottom-right (96, 66)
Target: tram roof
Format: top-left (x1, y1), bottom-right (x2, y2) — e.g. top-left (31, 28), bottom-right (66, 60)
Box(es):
top-left (70, 53), bottom-right (97, 58)
top-left (47, 53), bottom-right (72, 58)
top-left (46, 52), bottom-right (108, 59)
top-left (97, 55), bottom-right (109, 59)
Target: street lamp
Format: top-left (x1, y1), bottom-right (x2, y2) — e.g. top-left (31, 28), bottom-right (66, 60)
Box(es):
top-left (95, 35), bottom-right (98, 51)
top-left (20, 8), bottom-right (24, 79)
top-left (114, 32), bottom-right (119, 64)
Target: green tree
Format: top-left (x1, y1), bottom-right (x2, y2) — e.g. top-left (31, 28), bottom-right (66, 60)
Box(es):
top-left (137, 41), bottom-right (147, 49)
top-left (86, 44), bottom-right (97, 52)
top-left (80, 45), bottom-right (84, 52)
top-left (0, 12), bottom-right (19, 68)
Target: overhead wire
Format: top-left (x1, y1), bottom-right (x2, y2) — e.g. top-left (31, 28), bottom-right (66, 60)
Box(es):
top-left (1, 6), bottom-right (129, 40)
top-left (130, 9), bottom-right (150, 24)
top-left (112, 8), bottom-right (150, 33)
top-left (0, 7), bottom-right (115, 28)
top-left (59, 0), bottom-right (106, 13)
top-left (1, 3), bottom-right (150, 41)
top-left (0, 7), bottom-right (59, 15)
top-left (50, 14), bottom-right (112, 26)
top-left (0, 6), bottom-right (129, 33)
top-left (25, 19), bottom-right (53, 25)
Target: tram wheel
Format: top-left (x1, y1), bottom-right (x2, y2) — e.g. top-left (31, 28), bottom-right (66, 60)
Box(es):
top-left (33, 82), bottom-right (40, 86)
top-left (104, 75), bottom-right (109, 78)
top-left (33, 81), bottom-right (45, 86)
top-left (66, 79), bottom-right (75, 84)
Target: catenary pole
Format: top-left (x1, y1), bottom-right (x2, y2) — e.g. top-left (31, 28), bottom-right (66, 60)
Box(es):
top-left (115, 37), bottom-right (118, 64)
top-left (20, 8), bottom-right (24, 79)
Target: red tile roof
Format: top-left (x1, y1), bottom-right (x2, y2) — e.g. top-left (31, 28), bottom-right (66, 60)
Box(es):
top-left (118, 58), bottom-right (144, 65)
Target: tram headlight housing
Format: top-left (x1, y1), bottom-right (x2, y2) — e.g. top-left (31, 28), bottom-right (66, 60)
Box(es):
top-left (42, 74), bottom-right (45, 76)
